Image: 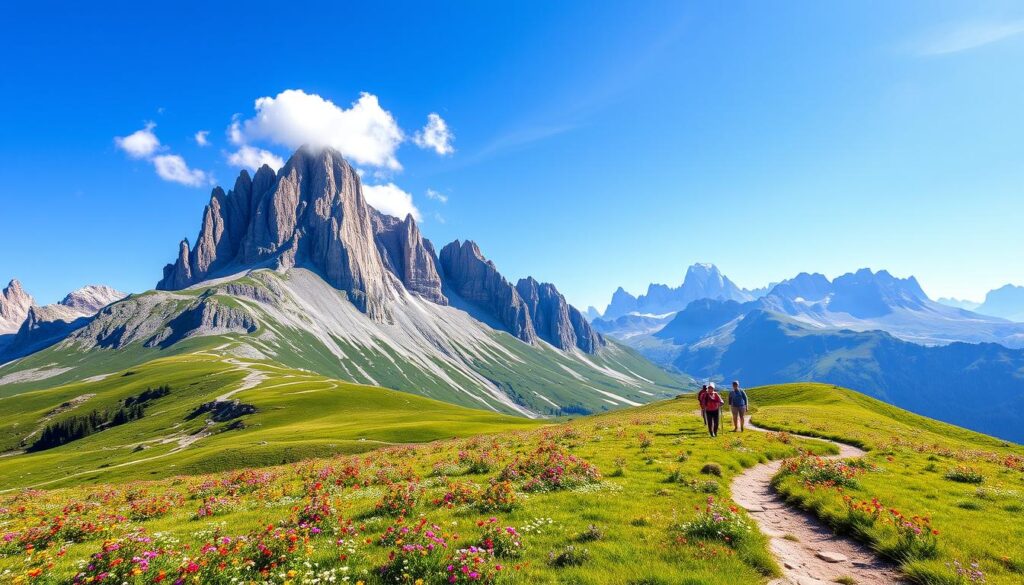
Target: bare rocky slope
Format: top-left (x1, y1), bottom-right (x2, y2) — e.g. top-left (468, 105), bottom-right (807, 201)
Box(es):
top-left (0, 280), bottom-right (34, 334)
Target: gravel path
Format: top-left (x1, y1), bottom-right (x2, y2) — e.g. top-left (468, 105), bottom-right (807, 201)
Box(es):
top-left (730, 418), bottom-right (904, 585)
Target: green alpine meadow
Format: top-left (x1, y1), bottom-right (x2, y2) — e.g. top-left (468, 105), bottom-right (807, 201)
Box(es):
top-left (4, 5), bottom-right (1024, 584)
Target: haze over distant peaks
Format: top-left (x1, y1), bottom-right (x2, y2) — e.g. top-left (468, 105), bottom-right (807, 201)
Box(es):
top-left (602, 263), bottom-right (755, 320)
top-left (976, 284), bottom-right (1024, 322)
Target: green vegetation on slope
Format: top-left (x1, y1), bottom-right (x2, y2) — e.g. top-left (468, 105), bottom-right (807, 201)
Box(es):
top-left (0, 351), bottom-right (541, 489)
top-left (3, 375), bottom-right (1020, 584)
top-left (750, 383), bottom-right (1024, 585)
top-left (0, 387), bottom-right (833, 584)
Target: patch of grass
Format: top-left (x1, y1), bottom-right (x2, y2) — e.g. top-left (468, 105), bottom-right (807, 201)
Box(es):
top-left (944, 466), bottom-right (985, 484)
top-left (751, 382), bottom-right (1024, 585)
top-left (547, 545), bottom-right (590, 567)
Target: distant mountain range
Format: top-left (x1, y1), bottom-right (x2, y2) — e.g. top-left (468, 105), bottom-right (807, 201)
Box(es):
top-left (669, 307), bottom-right (1024, 442)
top-left (600, 263), bottom-right (758, 320)
top-left (0, 280), bottom-right (124, 358)
top-left (591, 266), bottom-right (1024, 441)
top-left (0, 146), bottom-right (686, 416)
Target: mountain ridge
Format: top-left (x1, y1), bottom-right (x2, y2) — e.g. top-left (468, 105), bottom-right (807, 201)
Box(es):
top-left (0, 146), bottom-right (682, 417)
top-left (601, 263), bottom-right (755, 320)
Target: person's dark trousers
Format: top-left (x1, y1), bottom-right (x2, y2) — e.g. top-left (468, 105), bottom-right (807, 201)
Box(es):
top-left (706, 410), bottom-right (719, 436)
top-left (701, 409), bottom-right (707, 425)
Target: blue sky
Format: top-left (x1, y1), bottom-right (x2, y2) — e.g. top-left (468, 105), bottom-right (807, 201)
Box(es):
top-left (2, 1), bottom-right (1023, 310)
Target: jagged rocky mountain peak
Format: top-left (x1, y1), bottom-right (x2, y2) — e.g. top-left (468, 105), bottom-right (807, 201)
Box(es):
top-left (152, 146), bottom-right (603, 355)
top-left (603, 262), bottom-right (752, 319)
top-left (59, 285), bottom-right (126, 313)
top-left (157, 145), bottom-right (392, 319)
top-left (370, 208), bottom-right (446, 305)
top-left (438, 238), bottom-right (536, 344)
top-left (1, 279), bottom-right (35, 334)
top-left (514, 276), bottom-right (603, 352)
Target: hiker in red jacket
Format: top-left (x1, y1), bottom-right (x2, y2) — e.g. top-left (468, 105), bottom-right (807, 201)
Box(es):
top-left (703, 382), bottom-right (725, 437)
top-left (697, 384), bottom-right (709, 425)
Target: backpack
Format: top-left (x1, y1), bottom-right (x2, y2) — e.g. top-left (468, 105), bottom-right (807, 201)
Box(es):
top-left (731, 389), bottom-right (748, 407)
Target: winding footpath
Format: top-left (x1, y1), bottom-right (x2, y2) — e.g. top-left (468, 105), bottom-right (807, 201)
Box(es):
top-left (730, 417), bottom-right (904, 585)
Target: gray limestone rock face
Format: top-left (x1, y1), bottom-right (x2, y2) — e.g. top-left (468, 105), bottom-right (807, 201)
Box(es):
top-left (0, 279), bottom-right (34, 334)
top-left (516, 277), bottom-right (604, 353)
top-left (59, 285), bottom-right (125, 313)
top-left (156, 146), bottom-right (393, 320)
top-left (371, 209), bottom-right (446, 305)
top-left (438, 240), bottom-right (536, 344)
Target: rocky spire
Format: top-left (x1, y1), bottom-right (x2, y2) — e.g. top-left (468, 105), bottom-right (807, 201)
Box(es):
top-left (371, 210), bottom-right (446, 304)
top-left (0, 279), bottom-right (35, 334)
top-left (516, 277), bottom-right (604, 353)
top-left (157, 146), bottom-right (393, 320)
top-left (438, 240), bottom-right (536, 343)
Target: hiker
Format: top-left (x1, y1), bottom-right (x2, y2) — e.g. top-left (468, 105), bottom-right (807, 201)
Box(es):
top-left (703, 382), bottom-right (724, 437)
top-left (697, 384), bottom-right (709, 424)
top-left (728, 380), bottom-right (748, 432)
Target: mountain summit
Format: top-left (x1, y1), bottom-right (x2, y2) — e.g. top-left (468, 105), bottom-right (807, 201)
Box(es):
top-left (158, 146), bottom-right (395, 319)
top-left (602, 263), bottom-right (753, 320)
top-left (0, 279), bottom-right (34, 334)
top-left (156, 146), bottom-right (603, 355)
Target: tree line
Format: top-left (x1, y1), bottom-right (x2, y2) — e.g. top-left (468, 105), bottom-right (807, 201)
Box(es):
top-left (28, 385), bottom-right (171, 452)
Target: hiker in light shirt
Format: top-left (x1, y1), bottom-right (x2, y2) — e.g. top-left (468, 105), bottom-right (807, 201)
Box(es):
top-left (728, 380), bottom-right (749, 432)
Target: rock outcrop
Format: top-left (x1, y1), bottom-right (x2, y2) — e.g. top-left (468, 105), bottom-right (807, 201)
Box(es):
top-left (371, 210), bottom-right (446, 305)
top-left (0, 279), bottom-right (34, 334)
top-left (158, 146), bottom-right (392, 319)
top-left (515, 277), bottom-right (603, 352)
top-left (438, 240), bottom-right (536, 343)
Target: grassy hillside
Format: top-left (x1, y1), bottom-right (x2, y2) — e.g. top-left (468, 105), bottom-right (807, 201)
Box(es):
top-left (750, 383), bottom-right (1024, 584)
top-left (1, 381), bottom-right (1021, 584)
top-left (0, 383), bottom-right (835, 584)
top-left (0, 351), bottom-right (541, 490)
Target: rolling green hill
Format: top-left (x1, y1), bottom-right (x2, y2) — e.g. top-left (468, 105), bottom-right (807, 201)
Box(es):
top-left (0, 350), bottom-right (542, 490)
top-left (0, 381), bottom-right (1021, 584)
top-left (750, 383), bottom-right (1024, 584)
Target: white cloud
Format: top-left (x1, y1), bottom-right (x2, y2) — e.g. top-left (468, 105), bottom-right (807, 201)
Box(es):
top-left (231, 90), bottom-right (405, 169)
top-left (426, 188), bottom-right (448, 203)
top-left (363, 183), bottom-right (421, 221)
top-left (114, 122), bottom-right (161, 158)
top-left (152, 154), bottom-right (211, 187)
top-left (413, 113), bottom-right (455, 155)
top-left (227, 145), bottom-right (284, 172)
top-left (115, 122), bottom-right (211, 188)
top-left (194, 130), bottom-right (210, 146)
top-left (917, 19), bottom-right (1024, 55)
